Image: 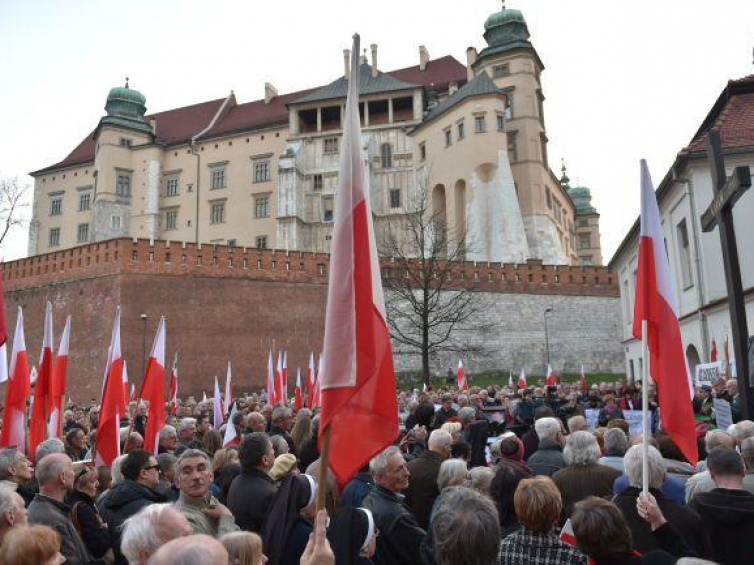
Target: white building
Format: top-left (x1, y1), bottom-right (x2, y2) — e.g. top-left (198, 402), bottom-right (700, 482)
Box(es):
top-left (609, 74), bottom-right (754, 381)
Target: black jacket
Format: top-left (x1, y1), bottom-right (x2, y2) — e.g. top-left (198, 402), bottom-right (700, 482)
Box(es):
top-left (298, 437), bottom-right (320, 472)
top-left (269, 426), bottom-right (297, 455)
top-left (227, 467), bottom-right (277, 532)
top-left (589, 522), bottom-right (691, 565)
top-left (98, 480), bottom-right (165, 565)
top-left (527, 439), bottom-right (566, 477)
top-left (68, 490), bottom-right (111, 559)
top-left (462, 419), bottom-right (489, 467)
top-left (689, 487), bottom-right (754, 565)
top-left (362, 485), bottom-right (426, 565)
top-left (405, 451), bottom-right (443, 530)
top-left (28, 494), bottom-right (92, 565)
top-left (341, 472), bottom-right (374, 508)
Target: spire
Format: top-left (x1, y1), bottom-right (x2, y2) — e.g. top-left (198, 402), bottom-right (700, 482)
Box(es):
top-left (125, 76), bottom-right (129, 89)
top-left (560, 159), bottom-right (571, 190)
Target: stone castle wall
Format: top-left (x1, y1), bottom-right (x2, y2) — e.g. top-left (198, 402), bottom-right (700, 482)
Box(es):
top-left (2, 238), bottom-right (622, 400)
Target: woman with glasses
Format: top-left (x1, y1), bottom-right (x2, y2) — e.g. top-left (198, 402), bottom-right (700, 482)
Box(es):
top-left (68, 465), bottom-right (113, 562)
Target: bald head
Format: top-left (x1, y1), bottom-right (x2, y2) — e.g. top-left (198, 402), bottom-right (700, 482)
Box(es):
top-left (122, 504), bottom-right (192, 565)
top-left (705, 430), bottom-right (735, 453)
top-left (428, 430), bottom-right (453, 454)
top-left (147, 534), bottom-right (228, 565)
top-left (35, 453), bottom-right (72, 488)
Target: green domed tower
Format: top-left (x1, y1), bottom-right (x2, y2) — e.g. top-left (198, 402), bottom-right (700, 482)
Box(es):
top-left (99, 78), bottom-right (153, 134)
top-left (561, 162), bottom-right (602, 265)
top-left (482, 2), bottom-right (532, 53)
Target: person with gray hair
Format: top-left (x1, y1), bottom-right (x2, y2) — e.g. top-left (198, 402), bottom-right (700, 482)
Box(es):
top-left (0, 448), bottom-right (35, 507)
top-left (406, 429), bottom-right (452, 529)
top-left (599, 428), bottom-right (629, 473)
top-left (567, 415), bottom-right (588, 434)
top-left (35, 437), bottom-right (66, 464)
top-left (121, 503), bottom-right (193, 565)
top-left (362, 446), bottom-right (426, 565)
top-left (527, 417), bottom-right (566, 477)
top-left (147, 533), bottom-right (229, 565)
top-left (437, 459), bottom-right (468, 491)
top-left (685, 429), bottom-right (736, 502)
top-left (467, 466), bottom-right (494, 496)
top-left (552, 431), bottom-right (621, 519)
top-left (0, 485), bottom-right (26, 544)
top-left (269, 406), bottom-right (296, 455)
top-left (742, 436), bottom-right (754, 494)
top-left (158, 425), bottom-right (178, 454)
top-left (612, 445), bottom-right (711, 556)
top-left (432, 486), bottom-right (500, 565)
top-left (176, 418), bottom-right (201, 455)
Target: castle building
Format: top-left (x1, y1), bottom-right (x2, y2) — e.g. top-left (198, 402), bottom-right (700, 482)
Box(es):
top-left (28, 4), bottom-right (602, 266)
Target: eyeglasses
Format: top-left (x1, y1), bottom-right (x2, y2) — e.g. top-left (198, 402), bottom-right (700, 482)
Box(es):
top-left (143, 464), bottom-right (160, 472)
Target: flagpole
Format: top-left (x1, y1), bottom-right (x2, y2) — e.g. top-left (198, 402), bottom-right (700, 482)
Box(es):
top-left (641, 319), bottom-right (649, 496)
top-left (316, 425), bottom-right (331, 513)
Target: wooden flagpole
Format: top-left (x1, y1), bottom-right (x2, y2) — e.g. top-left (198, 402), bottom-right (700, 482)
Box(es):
top-left (316, 425), bottom-right (331, 513)
top-left (641, 319), bottom-right (649, 496)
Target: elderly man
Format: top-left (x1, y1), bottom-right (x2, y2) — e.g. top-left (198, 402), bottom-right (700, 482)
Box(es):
top-left (742, 437), bottom-right (754, 494)
top-left (123, 431), bottom-right (144, 454)
top-left (362, 446), bottom-right (425, 565)
top-left (726, 379), bottom-right (743, 422)
top-left (0, 485), bottom-right (26, 544)
top-left (227, 432), bottom-right (276, 532)
top-left (685, 429), bottom-right (736, 502)
top-left (599, 428), bottom-right (629, 473)
top-left (194, 414), bottom-right (210, 443)
top-left (0, 448), bottom-right (35, 507)
top-left (269, 406), bottom-right (296, 455)
top-left (526, 417), bottom-right (566, 477)
top-left (458, 406), bottom-right (489, 467)
top-left (148, 534), bottom-right (229, 565)
top-left (612, 445), bottom-right (710, 557)
top-left (405, 429), bottom-right (452, 529)
top-left (158, 425), bottom-right (179, 454)
top-left (246, 412), bottom-right (267, 433)
top-left (433, 394), bottom-right (457, 430)
top-left (99, 449), bottom-right (165, 565)
top-left (121, 503), bottom-right (192, 565)
top-left (27, 453), bottom-right (91, 565)
top-left (173, 449), bottom-right (239, 537)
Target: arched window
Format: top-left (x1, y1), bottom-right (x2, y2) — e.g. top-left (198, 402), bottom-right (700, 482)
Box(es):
top-left (381, 143), bottom-right (393, 168)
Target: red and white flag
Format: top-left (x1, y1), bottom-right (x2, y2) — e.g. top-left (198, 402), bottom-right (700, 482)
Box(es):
top-left (710, 339), bottom-right (718, 363)
top-left (580, 364), bottom-right (588, 395)
top-left (0, 260), bottom-right (8, 383)
top-left (546, 364), bottom-right (557, 386)
top-left (129, 382), bottom-right (135, 402)
top-left (518, 368), bottom-right (526, 390)
top-left (223, 403), bottom-right (240, 447)
top-left (632, 160), bottom-right (697, 465)
top-left (560, 519), bottom-right (576, 547)
top-left (319, 34), bottom-right (399, 487)
top-left (96, 308), bottom-right (125, 467)
top-left (282, 352), bottom-right (288, 405)
top-left (294, 368), bottom-right (303, 411)
top-left (29, 302), bottom-right (55, 460)
top-left (224, 361), bottom-right (234, 416)
top-left (275, 352), bottom-right (284, 406)
top-left (306, 352), bottom-right (316, 407)
top-left (267, 351), bottom-right (276, 405)
top-left (169, 353), bottom-right (179, 415)
top-left (311, 353), bottom-right (323, 410)
top-left (456, 359), bottom-right (468, 391)
top-left (48, 315), bottom-right (71, 439)
top-left (0, 308), bottom-right (30, 453)
top-left (213, 376), bottom-right (223, 430)
top-left (140, 317), bottom-right (166, 456)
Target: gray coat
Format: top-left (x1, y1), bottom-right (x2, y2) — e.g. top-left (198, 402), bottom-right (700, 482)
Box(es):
top-left (28, 493), bottom-right (91, 565)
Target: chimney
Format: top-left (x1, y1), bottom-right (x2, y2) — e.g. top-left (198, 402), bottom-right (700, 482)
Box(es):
top-left (449, 82), bottom-right (458, 96)
top-left (419, 45), bottom-right (430, 71)
top-left (343, 49), bottom-right (351, 78)
top-left (466, 47), bottom-right (478, 81)
top-left (370, 43), bottom-right (378, 78)
top-left (149, 118), bottom-right (157, 135)
top-left (264, 82), bottom-right (278, 104)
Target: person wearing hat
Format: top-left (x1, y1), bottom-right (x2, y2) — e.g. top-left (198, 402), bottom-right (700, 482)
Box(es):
top-left (262, 474), bottom-right (317, 565)
top-left (270, 454), bottom-right (298, 482)
top-left (698, 385), bottom-right (714, 418)
top-left (327, 506), bottom-right (377, 565)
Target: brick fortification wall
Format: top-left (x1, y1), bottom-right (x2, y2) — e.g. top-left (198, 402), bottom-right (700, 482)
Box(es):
top-left (2, 239), bottom-right (623, 400)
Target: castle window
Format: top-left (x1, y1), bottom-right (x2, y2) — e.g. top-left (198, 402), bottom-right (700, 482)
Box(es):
top-left (254, 195), bottom-right (270, 218)
top-left (540, 134), bottom-right (549, 168)
top-left (444, 128), bottom-right (452, 147)
top-left (165, 176), bottom-right (179, 197)
top-left (324, 137), bottom-right (339, 155)
top-left (474, 116), bottom-right (486, 133)
top-left (419, 142), bottom-right (426, 161)
top-left (496, 114), bottom-right (505, 132)
top-left (545, 188), bottom-right (552, 209)
top-left (255, 235), bottom-right (268, 249)
top-left (677, 219), bottom-right (694, 289)
top-left (111, 215), bottom-right (121, 230)
top-left (579, 233), bottom-right (591, 250)
top-left (78, 192), bottom-right (91, 211)
top-left (77, 223), bottom-right (89, 243)
top-left (505, 95), bottom-right (514, 120)
top-left (49, 228), bottom-right (61, 247)
top-left (457, 121), bottom-right (465, 140)
top-left (165, 210), bottom-right (178, 231)
top-left (227, 239), bottom-right (237, 247)
top-left (313, 174), bottom-right (323, 191)
top-left (210, 166), bottom-right (226, 189)
top-left (578, 219), bottom-right (589, 228)
top-left (50, 197), bottom-right (62, 216)
top-left (253, 159), bottom-right (271, 183)
top-left (119, 138), bottom-right (132, 147)
top-left (493, 64), bottom-right (510, 78)
top-left (323, 197), bottom-right (334, 223)
top-left (390, 188), bottom-right (401, 209)
top-left (210, 201), bottom-right (226, 224)
top-left (116, 173), bottom-right (131, 197)
top-left (380, 143), bottom-right (393, 168)
top-left (507, 131), bottom-right (518, 162)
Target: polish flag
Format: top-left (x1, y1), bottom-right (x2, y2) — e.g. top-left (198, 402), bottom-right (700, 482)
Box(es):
top-left (319, 34), bottom-right (399, 487)
top-left (518, 368), bottom-right (526, 390)
top-left (140, 317), bottom-right (166, 456)
top-left (168, 353), bottom-right (179, 415)
top-left (95, 308), bottom-right (125, 467)
top-left (267, 351), bottom-right (276, 405)
top-left (580, 364), bottom-right (589, 395)
top-left (275, 352), bottom-right (284, 406)
top-left (129, 383), bottom-right (136, 402)
top-left (294, 368), bottom-right (303, 411)
top-left (213, 376), bottom-right (223, 430)
top-left (560, 519), bottom-right (576, 547)
top-left (0, 260), bottom-right (8, 383)
top-left (282, 352), bottom-right (288, 405)
top-left (0, 308), bottom-right (30, 453)
top-left (223, 404), bottom-right (240, 447)
top-left (546, 364), bottom-right (557, 386)
top-left (710, 339), bottom-right (718, 363)
top-left (224, 361), bottom-right (234, 416)
top-left (456, 359), bottom-right (468, 391)
top-left (29, 302), bottom-right (55, 460)
top-left (632, 160), bottom-right (697, 465)
top-left (508, 373), bottom-right (513, 389)
top-left (311, 354), bottom-right (323, 410)
top-left (48, 315), bottom-right (71, 439)
top-left (306, 352), bottom-right (316, 407)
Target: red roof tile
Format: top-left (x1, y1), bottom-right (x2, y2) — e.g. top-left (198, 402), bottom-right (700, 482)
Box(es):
top-left (388, 55), bottom-right (468, 91)
top-left (686, 75), bottom-right (754, 152)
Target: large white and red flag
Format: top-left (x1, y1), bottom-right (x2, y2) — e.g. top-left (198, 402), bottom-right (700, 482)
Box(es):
top-left (168, 353), bottom-right (179, 415)
top-left (223, 404), bottom-right (240, 447)
top-left (306, 352), bottom-right (316, 407)
top-left (224, 361), bottom-right (234, 416)
top-left (140, 317), bottom-right (166, 456)
top-left (0, 260), bottom-right (8, 383)
top-left (580, 364), bottom-right (589, 395)
top-left (282, 352), bottom-right (289, 405)
top-left (96, 308), bottom-right (125, 467)
top-left (213, 376), bottom-right (223, 430)
top-left (29, 302), bottom-right (55, 460)
top-left (48, 315), bottom-right (71, 438)
top-left (311, 353), bottom-right (323, 410)
top-left (275, 352), bottom-right (284, 406)
top-left (267, 351), bottom-right (276, 405)
top-left (546, 364), bottom-right (557, 386)
top-left (319, 34), bottom-right (399, 487)
top-left (632, 160), bottom-right (697, 465)
top-left (0, 308), bottom-right (30, 453)
top-left (294, 368), bottom-right (303, 411)
top-left (518, 368), bottom-right (527, 390)
top-left (456, 359), bottom-right (468, 391)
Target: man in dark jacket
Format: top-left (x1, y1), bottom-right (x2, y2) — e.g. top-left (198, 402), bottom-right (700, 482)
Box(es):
top-left (689, 446), bottom-right (754, 565)
top-left (459, 407), bottom-right (489, 467)
top-left (521, 406), bottom-right (554, 460)
top-left (98, 449), bottom-right (165, 565)
top-left (362, 446), bottom-right (425, 565)
top-left (227, 432), bottom-right (276, 532)
top-left (340, 463), bottom-right (374, 508)
top-left (433, 394), bottom-right (457, 430)
top-left (527, 417), bottom-right (566, 477)
top-left (405, 430), bottom-right (452, 529)
top-left (269, 406), bottom-right (297, 455)
top-left (27, 453), bottom-right (91, 565)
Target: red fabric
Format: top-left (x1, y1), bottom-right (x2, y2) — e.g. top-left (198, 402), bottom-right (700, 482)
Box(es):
top-left (140, 356), bottom-right (166, 455)
top-left (169, 367), bottom-right (178, 415)
top-left (0, 342), bottom-right (30, 452)
top-left (98, 357), bottom-right (125, 466)
top-left (29, 345), bottom-right (54, 462)
top-left (710, 340), bottom-right (718, 362)
top-left (0, 262), bottom-right (7, 348)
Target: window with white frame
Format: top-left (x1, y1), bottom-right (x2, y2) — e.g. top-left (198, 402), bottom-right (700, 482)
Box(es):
top-left (210, 167), bottom-right (226, 189)
top-left (116, 173), bottom-right (131, 197)
top-left (49, 227), bottom-right (61, 247)
top-left (474, 116), bottom-right (486, 133)
top-left (390, 188), bottom-right (401, 209)
top-left (493, 64), bottom-right (510, 78)
top-left (322, 198), bottom-right (334, 223)
top-left (579, 233), bottom-right (591, 250)
top-left (324, 137), bottom-right (339, 154)
top-left (77, 223), bottom-right (89, 243)
top-left (210, 201), bottom-right (226, 224)
top-left (507, 130), bottom-right (518, 162)
top-left (380, 144), bottom-right (393, 168)
top-left (78, 192), bottom-right (91, 211)
top-left (255, 235), bottom-right (268, 249)
top-left (253, 160), bottom-right (271, 183)
top-left (165, 210), bottom-right (178, 231)
top-left (254, 195), bottom-right (270, 218)
top-left (111, 215), bottom-right (121, 230)
top-left (165, 176), bottom-right (179, 197)
top-left (312, 174), bottom-right (323, 191)
top-left (496, 114), bottom-right (505, 132)
top-left (50, 197), bottom-right (62, 216)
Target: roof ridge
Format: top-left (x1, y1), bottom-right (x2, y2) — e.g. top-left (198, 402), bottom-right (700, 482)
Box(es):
top-left (145, 97), bottom-right (226, 119)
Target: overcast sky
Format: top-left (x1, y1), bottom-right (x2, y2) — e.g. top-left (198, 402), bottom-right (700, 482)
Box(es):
top-left (2, 0), bottom-right (753, 263)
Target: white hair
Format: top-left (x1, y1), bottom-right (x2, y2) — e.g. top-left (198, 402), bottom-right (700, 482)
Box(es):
top-left (369, 446), bottom-right (402, 478)
top-left (35, 438), bottom-right (65, 463)
top-left (121, 503), bottom-right (178, 565)
top-left (624, 444), bottom-right (665, 490)
top-left (111, 454), bottom-right (127, 484)
top-left (0, 485), bottom-right (17, 518)
top-left (603, 428), bottom-right (628, 455)
top-left (437, 459), bottom-right (468, 491)
top-left (730, 420), bottom-right (754, 443)
top-left (534, 417), bottom-right (561, 442)
top-left (159, 425), bottom-right (177, 440)
top-left (428, 430), bottom-right (453, 451)
top-left (178, 418), bottom-right (197, 433)
top-left (563, 431), bottom-right (601, 466)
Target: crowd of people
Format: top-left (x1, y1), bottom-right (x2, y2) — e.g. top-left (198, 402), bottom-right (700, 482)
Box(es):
top-left (0, 375), bottom-right (752, 565)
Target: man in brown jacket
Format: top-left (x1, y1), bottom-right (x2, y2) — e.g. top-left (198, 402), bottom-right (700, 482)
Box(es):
top-left (405, 429), bottom-right (452, 529)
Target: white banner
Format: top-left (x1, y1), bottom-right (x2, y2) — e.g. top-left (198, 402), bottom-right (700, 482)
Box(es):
top-left (584, 409), bottom-right (599, 431)
top-left (695, 362), bottom-right (723, 387)
top-left (623, 410), bottom-right (645, 435)
top-left (713, 398), bottom-right (733, 430)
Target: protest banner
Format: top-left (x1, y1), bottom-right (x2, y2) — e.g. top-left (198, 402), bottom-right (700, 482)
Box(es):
top-left (695, 361), bottom-right (723, 387)
top-left (713, 398), bottom-right (733, 430)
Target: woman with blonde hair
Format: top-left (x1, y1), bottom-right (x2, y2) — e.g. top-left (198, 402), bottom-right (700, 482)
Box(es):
top-left (291, 409), bottom-right (313, 453)
top-left (0, 525), bottom-right (65, 565)
top-left (221, 531), bottom-right (266, 565)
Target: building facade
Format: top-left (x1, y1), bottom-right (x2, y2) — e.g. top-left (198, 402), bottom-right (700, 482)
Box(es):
top-left (28, 5), bottom-right (602, 265)
top-left (609, 74), bottom-right (754, 381)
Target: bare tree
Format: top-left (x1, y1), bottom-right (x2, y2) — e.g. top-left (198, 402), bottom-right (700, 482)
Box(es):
top-left (379, 171), bottom-right (491, 385)
top-left (0, 176), bottom-right (29, 246)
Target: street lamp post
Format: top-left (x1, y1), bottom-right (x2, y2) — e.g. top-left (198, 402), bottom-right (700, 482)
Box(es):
top-left (141, 313), bottom-right (148, 379)
top-left (543, 307), bottom-right (553, 368)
